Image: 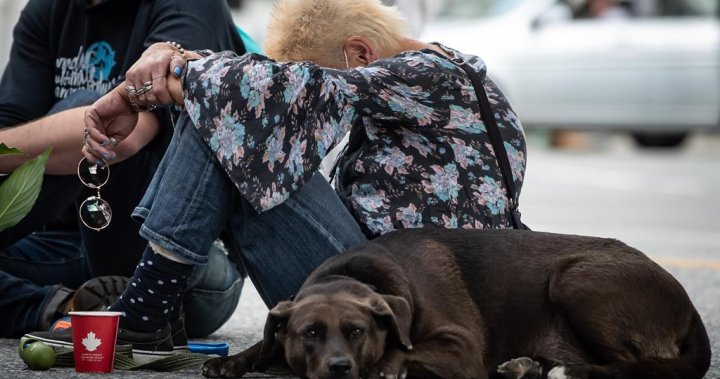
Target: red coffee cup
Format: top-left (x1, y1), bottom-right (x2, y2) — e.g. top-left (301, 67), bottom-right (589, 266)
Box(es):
top-left (69, 311), bottom-right (123, 373)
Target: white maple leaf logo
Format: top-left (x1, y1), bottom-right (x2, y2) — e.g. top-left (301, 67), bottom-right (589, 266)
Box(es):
top-left (81, 331), bottom-right (102, 352)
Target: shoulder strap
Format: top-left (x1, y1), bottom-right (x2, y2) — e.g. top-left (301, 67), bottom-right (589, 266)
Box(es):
top-left (455, 62), bottom-right (526, 229)
top-left (327, 119), bottom-right (366, 185)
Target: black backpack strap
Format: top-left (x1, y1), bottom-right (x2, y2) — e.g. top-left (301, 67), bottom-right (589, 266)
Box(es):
top-left (455, 62), bottom-right (527, 230)
top-left (327, 118), bottom-right (366, 185)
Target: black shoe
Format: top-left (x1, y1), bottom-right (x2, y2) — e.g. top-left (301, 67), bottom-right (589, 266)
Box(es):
top-left (170, 316), bottom-right (189, 351)
top-left (24, 323), bottom-right (175, 364)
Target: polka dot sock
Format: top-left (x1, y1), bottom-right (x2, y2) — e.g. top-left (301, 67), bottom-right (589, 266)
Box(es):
top-left (109, 246), bottom-right (194, 333)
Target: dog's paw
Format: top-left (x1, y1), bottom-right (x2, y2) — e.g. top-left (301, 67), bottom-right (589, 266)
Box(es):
top-left (370, 349), bottom-right (407, 379)
top-left (201, 354), bottom-right (252, 378)
top-left (497, 357), bottom-right (542, 379)
top-left (369, 368), bottom-right (407, 379)
top-left (549, 365), bottom-right (592, 379)
top-left (548, 366), bottom-right (586, 379)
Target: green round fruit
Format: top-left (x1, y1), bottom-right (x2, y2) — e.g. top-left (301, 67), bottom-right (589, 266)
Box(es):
top-left (19, 340), bottom-right (56, 371)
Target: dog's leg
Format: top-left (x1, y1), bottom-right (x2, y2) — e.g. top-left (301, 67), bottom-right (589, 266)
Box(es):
top-left (547, 252), bottom-right (710, 379)
top-left (497, 357), bottom-right (542, 379)
top-left (370, 348), bottom-right (408, 379)
top-left (371, 339), bottom-right (488, 379)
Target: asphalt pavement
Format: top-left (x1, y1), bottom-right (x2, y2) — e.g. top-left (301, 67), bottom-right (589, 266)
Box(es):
top-left (2, 281), bottom-right (283, 379)
top-left (1, 131), bottom-right (718, 378)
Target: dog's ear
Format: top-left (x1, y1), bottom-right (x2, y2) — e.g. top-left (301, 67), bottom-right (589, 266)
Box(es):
top-left (255, 300), bottom-right (294, 369)
top-left (370, 294), bottom-right (413, 351)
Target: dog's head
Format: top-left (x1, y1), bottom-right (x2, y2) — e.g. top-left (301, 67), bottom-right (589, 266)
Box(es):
top-left (256, 278), bottom-right (413, 379)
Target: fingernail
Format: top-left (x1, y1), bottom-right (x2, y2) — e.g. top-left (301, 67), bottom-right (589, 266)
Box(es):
top-left (173, 66), bottom-right (182, 77)
top-left (95, 159), bottom-right (103, 166)
top-left (101, 153), bottom-right (110, 160)
top-left (101, 140), bottom-right (109, 146)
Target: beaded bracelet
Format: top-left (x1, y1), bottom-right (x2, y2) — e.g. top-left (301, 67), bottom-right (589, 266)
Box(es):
top-left (166, 41), bottom-right (185, 55)
top-left (167, 41), bottom-right (186, 77)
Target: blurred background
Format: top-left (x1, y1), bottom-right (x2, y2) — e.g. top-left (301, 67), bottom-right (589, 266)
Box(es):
top-left (1, 1), bottom-right (719, 375)
top-left (2, 0), bottom-right (718, 150)
top-left (424, 0), bottom-right (719, 149)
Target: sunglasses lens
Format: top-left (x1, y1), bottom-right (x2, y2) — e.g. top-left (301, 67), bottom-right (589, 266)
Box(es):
top-left (79, 196), bottom-right (112, 230)
top-left (78, 158), bottom-right (109, 188)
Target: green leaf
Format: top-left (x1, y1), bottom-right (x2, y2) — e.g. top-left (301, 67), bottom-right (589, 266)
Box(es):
top-left (0, 147), bottom-right (52, 231)
top-left (0, 143), bottom-right (24, 155)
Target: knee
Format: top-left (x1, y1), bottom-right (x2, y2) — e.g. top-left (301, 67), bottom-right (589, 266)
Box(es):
top-left (186, 242), bottom-right (242, 290)
top-left (183, 275), bottom-right (244, 338)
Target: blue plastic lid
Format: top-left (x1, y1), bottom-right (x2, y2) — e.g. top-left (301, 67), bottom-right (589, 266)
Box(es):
top-left (187, 342), bottom-right (229, 356)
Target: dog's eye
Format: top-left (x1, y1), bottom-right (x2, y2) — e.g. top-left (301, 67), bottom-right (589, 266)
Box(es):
top-left (302, 328), bottom-right (319, 340)
top-left (348, 328), bottom-right (363, 340)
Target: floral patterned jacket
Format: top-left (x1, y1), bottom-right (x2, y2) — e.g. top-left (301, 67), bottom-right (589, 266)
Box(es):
top-left (183, 44), bottom-right (526, 237)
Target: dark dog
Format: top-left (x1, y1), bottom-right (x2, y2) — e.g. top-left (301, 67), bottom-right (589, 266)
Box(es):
top-left (202, 228), bottom-right (711, 379)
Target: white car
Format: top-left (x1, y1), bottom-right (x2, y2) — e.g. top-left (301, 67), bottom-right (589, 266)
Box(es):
top-left (421, 0), bottom-right (720, 147)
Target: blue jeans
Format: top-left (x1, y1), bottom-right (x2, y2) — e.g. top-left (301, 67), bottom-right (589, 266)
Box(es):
top-left (1, 232), bottom-right (89, 288)
top-left (133, 113), bottom-right (368, 308)
top-left (0, 91), bottom-right (243, 338)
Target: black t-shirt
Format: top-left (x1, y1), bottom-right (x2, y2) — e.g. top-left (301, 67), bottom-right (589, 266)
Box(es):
top-left (0, 0), bottom-right (246, 127)
top-left (0, 0), bottom-right (246, 245)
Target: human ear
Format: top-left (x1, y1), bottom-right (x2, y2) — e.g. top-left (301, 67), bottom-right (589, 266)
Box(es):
top-left (343, 36), bottom-right (377, 67)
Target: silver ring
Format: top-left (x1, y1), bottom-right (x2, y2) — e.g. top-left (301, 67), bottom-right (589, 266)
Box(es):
top-left (129, 97), bottom-right (141, 113)
top-left (125, 85), bottom-right (136, 93)
top-left (151, 74), bottom-right (164, 81)
top-left (143, 81), bottom-right (152, 87)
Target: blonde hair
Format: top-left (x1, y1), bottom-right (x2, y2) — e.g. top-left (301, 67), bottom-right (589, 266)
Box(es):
top-left (264, 0), bottom-right (409, 66)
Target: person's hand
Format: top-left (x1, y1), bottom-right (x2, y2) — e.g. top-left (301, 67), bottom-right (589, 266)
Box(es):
top-left (82, 83), bottom-right (139, 163)
top-left (125, 42), bottom-right (176, 105)
top-left (125, 42), bottom-right (181, 106)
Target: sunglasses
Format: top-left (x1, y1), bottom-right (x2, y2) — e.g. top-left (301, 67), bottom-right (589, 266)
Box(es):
top-left (77, 157), bottom-right (112, 231)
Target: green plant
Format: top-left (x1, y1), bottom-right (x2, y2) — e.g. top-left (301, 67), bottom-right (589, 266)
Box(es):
top-left (0, 143), bottom-right (51, 231)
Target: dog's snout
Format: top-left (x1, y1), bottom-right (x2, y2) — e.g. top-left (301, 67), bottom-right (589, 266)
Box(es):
top-left (328, 356), bottom-right (352, 375)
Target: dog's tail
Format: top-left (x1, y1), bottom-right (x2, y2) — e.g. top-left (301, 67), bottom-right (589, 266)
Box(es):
top-left (576, 309), bottom-right (711, 379)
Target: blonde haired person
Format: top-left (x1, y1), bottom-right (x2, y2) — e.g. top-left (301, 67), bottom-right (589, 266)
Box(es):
top-left (265, 0), bottom-right (408, 66)
top-left (34, 0), bottom-right (526, 371)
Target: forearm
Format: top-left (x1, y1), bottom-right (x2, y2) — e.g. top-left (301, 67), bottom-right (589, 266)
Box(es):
top-left (0, 107), bottom-right (160, 175)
